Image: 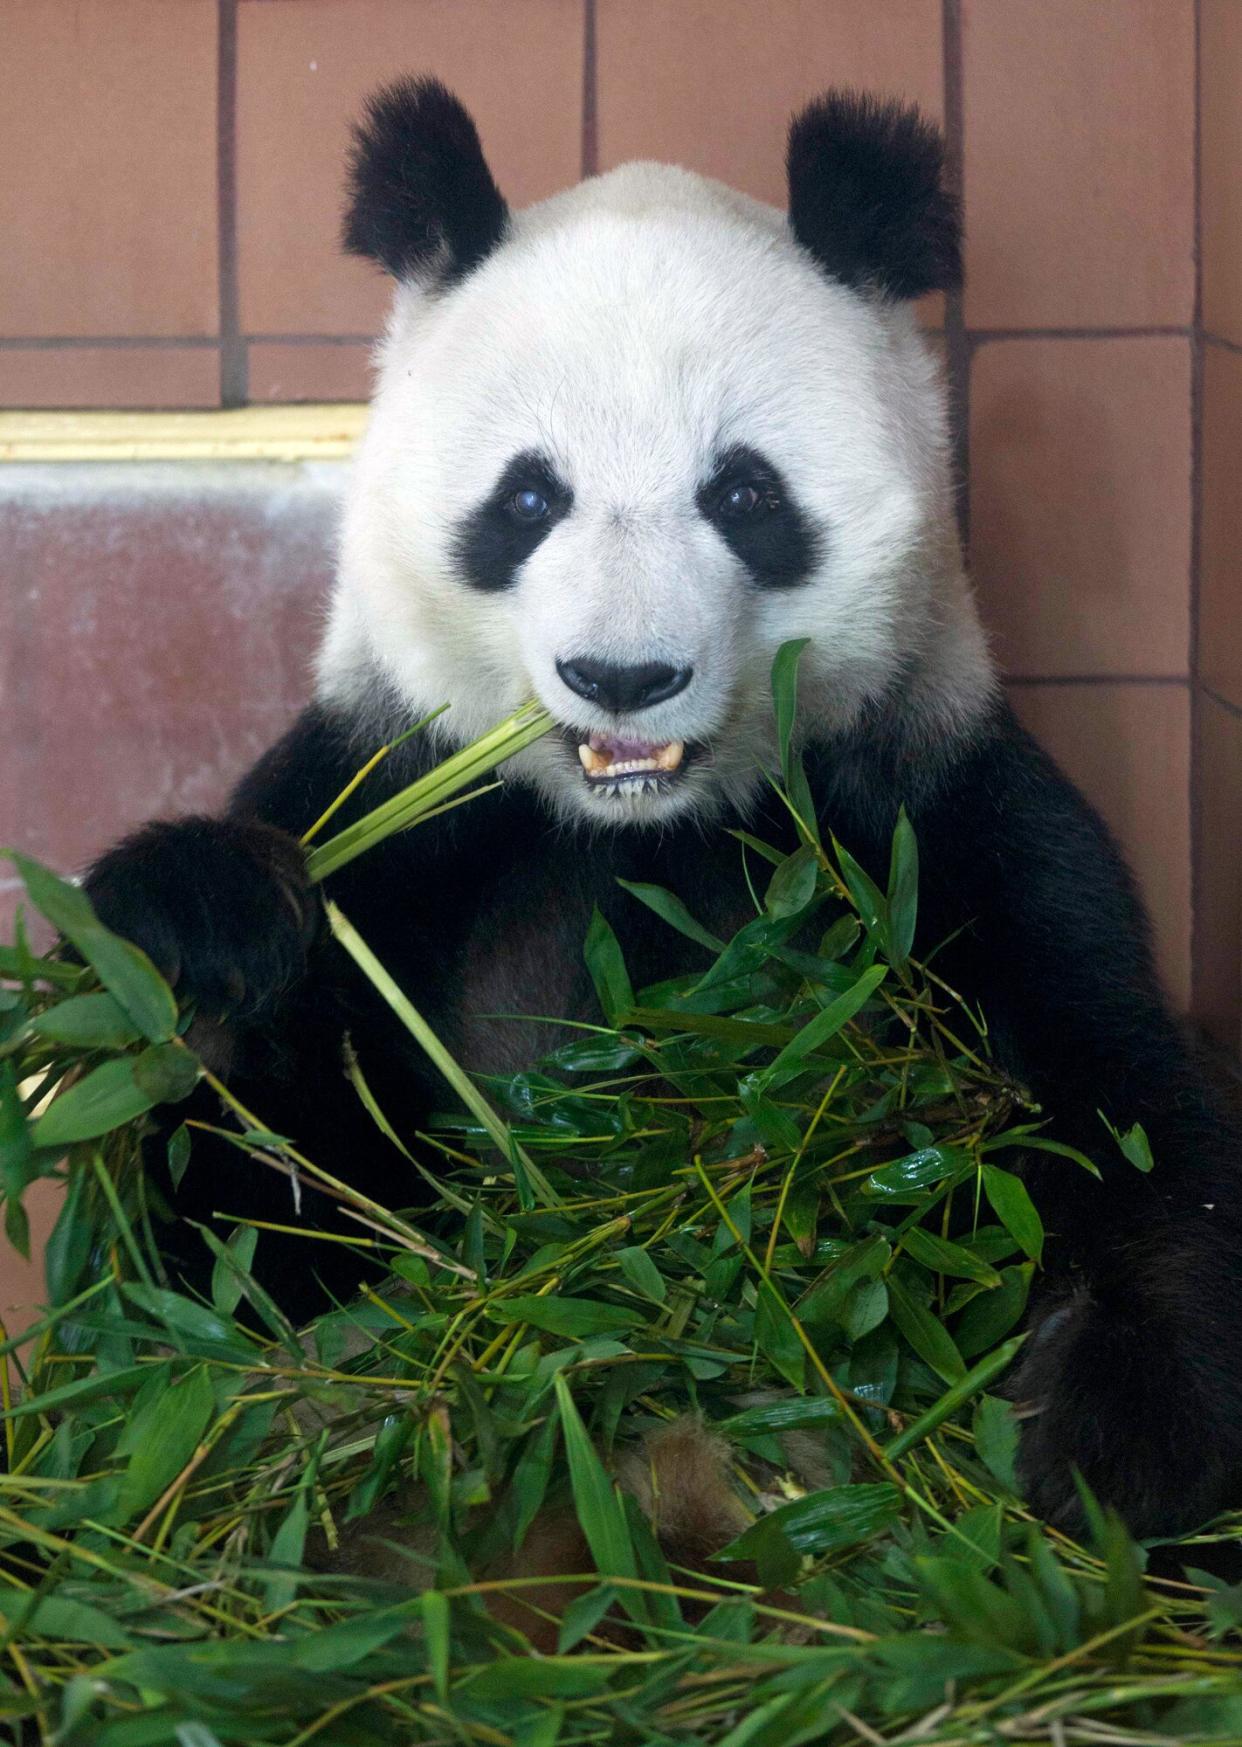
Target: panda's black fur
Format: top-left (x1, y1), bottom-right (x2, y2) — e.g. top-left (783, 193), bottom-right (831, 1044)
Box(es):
top-left (341, 76), bottom-right (509, 284)
top-left (787, 90), bottom-right (962, 299)
top-left (83, 82), bottom-right (1242, 1541)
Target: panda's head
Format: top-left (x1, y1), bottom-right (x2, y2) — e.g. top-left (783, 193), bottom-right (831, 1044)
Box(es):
top-left (321, 78), bottom-right (992, 828)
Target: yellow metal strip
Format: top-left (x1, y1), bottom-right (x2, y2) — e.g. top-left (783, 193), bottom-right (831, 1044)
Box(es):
top-left (0, 405), bottom-right (369, 463)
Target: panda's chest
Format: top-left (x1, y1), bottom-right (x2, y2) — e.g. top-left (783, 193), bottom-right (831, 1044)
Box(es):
top-left (452, 869), bottom-right (600, 1074)
top-left (446, 827), bottom-right (756, 1077)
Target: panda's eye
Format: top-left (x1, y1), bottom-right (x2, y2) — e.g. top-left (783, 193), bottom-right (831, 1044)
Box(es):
top-left (507, 488), bottom-right (550, 523)
top-left (718, 482), bottom-right (777, 520)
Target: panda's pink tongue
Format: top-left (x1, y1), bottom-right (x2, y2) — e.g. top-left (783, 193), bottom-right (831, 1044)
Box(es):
top-left (589, 733), bottom-right (660, 759)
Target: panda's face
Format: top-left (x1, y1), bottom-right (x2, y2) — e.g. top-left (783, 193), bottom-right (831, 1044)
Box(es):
top-left (329, 147), bottom-right (976, 829)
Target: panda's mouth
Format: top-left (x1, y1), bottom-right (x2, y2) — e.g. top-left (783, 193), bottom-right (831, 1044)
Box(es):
top-left (572, 732), bottom-right (690, 792)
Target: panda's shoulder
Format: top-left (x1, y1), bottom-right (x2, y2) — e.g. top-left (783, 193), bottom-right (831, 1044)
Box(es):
top-left (228, 702), bottom-right (412, 837)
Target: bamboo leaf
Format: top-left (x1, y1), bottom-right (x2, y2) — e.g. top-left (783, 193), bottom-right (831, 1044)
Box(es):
top-left (583, 907), bottom-right (634, 1027)
top-left (615, 1246), bottom-right (667, 1304)
top-left (718, 1482), bottom-right (902, 1563)
top-left (754, 1280), bottom-right (805, 1390)
top-left (116, 1363), bottom-right (214, 1517)
top-left (30, 991), bottom-right (140, 1049)
top-left (973, 1392), bottom-right (1021, 1490)
top-left (616, 879), bottom-right (724, 952)
top-left (981, 1164), bottom-right (1044, 1263)
top-left (489, 1295), bottom-right (640, 1338)
top-left (883, 1337), bottom-right (1026, 1459)
top-left (887, 1275), bottom-right (967, 1382)
top-left (763, 846), bottom-right (819, 920)
top-left (886, 806), bottom-right (919, 969)
top-left (901, 1226), bottom-right (1002, 1287)
top-left (422, 1590), bottom-right (451, 1701)
top-left (552, 1373), bottom-right (641, 1613)
top-left (1099, 1113), bottom-right (1156, 1174)
top-left (32, 1058), bottom-right (158, 1148)
top-left (754, 963), bottom-right (887, 1093)
top-left (770, 638), bottom-right (811, 783)
top-left (7, 852), bottom-right (177, 1043)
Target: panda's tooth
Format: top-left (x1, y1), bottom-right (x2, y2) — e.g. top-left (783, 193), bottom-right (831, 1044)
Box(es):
top-left (579, 743), bottom-right (613, 775)
top-left (578, 739), bottom-right (685, 784)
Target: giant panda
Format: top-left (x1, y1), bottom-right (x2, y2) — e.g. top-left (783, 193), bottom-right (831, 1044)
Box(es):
top-left (84, 77), bottom-right (1242, 1540)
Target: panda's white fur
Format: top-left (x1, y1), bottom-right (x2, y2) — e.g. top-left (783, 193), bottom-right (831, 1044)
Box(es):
top-left (319, 160), bottom-right (995, 829)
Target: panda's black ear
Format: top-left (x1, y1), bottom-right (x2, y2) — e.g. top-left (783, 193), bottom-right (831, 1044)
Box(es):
top-left (786, 90), bottom-right (961, 300)
top-left (342, 76), bottom-right (508, 283)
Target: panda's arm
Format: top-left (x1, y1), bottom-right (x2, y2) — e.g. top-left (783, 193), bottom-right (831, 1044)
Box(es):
top-left (914, 707), bottom-right (1229, 1240)
top-left (227, 703), bottom-right (420, 839)
top-left (907, 703), bottom-right (1242, 1531)
top-left (84, 703), bottom-right (462, 1043)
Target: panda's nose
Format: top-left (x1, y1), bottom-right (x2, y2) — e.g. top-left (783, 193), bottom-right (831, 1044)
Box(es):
top-left (556, 658), bottom-right (693, 714)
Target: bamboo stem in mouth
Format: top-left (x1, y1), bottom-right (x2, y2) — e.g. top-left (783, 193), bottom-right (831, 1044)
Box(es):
top-left (304, 701), bottom-right (555, 884)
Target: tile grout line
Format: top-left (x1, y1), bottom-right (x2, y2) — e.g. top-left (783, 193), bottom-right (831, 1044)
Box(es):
top-left (1188, 0), bottom-right (1205, 1020)
top-left (1005, 675), bottom-right (1190, 689)
top-left (217, 0), bottom-right (246, 408)
top-left (941, 0), bottom-right (970, 552)
top-left (0, 335), bottom-right (373, 350)
top-left (0, 337), bottom-right (222, 351)
top-left (581, 0), bottom-right (598, 178)
top-left (1201, 684), bottom-right (1242, 724)
top-left (241, 335), bottom-right (373, 347)
top-left (968, 325), bottom-right (1192, 344)
top-left (0, 324), bottom-right (1207, 354)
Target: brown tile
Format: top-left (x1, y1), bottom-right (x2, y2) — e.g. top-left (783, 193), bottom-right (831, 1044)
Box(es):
top-left (1008, 683), bottom-right (1192, 1009)
top-left (597, 0), bottom-right (944, 203)
top-left (247, 342), bottom-right (372, 404)
top-left (0, 466), bottom-right (338, 886)
top-left (0, 347), bottom-right (220, 410)
top-left (962, 0), bottom-right (1194, 330)
top-left (237, 0), bottom-right (585, 336)
top-left (1196, 694), bottom-right (1242, 1051)
top-left (970, 338), bottom-right (1191, 678)
top-left (1201, 0), bottom-right (1242, 348)
top-left (597, 0), bottom-right (947, 325)
top-left (0, 1), bottom-right (219, 339)
top-left (1201, 343), bottom-right (1242, 712)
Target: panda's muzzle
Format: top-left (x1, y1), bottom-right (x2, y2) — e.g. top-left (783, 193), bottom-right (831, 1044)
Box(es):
top-left (553, 658), bottom-right (694, 791)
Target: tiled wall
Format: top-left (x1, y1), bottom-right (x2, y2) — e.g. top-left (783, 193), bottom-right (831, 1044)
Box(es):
top-left (0, 1), bottom-right (1239, 1049)
top-left (1198, 1), bottom-right (1242, 1054)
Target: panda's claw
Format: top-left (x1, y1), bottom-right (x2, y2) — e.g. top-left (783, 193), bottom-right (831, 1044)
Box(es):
top-left (84, 815), bottom-right (318, 1039)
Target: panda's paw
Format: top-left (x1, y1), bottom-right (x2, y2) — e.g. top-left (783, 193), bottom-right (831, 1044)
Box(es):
top-left (1012, 1287), bottom-right (1229, 1539)
top-left (84, 816), bottom-right (318, 1027)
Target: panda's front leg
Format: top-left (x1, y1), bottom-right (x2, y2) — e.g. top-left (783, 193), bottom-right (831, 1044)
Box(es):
top-left (1010, 1209), bottom-right (1242, 1535)
top-left (908, 703), bottom-right (1242, 1536)
top-left (84, 814), bottom-right (319, 1074)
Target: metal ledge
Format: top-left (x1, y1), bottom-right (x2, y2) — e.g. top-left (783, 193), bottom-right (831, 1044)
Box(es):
top-left (0, 405), bottom-right (369, 463)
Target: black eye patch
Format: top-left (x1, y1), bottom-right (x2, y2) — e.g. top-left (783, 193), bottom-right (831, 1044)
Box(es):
top-left (453, 450), bottom-right (573, 592)
top-left (696, 444), bottom-right (822, 589)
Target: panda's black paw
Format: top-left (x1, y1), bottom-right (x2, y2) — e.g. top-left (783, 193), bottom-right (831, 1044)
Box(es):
top-left (84, 816), bottom-right (318, 1032)
top-left (1012, 1287), bottom-right (1228, 1539)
